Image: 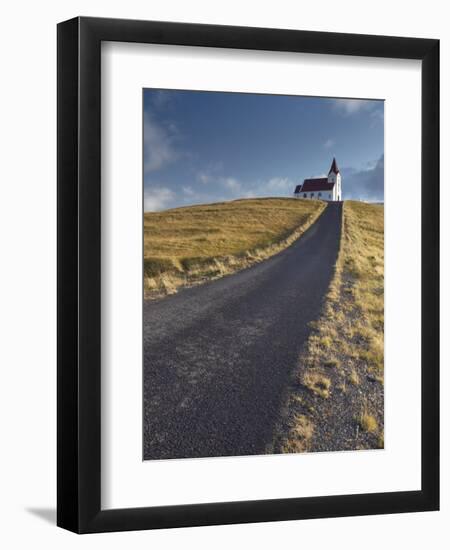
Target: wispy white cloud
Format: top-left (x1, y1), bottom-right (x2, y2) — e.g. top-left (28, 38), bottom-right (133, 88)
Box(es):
top-left (197, 167), bottom-right (295, 197)
top-left (227, 174), bottom-right (296, 198)
top-left (197, 172), bottom-right (212, 185)
top-left (182, 185), bottom-right (195, 196)
top-left (235, 177), bottom-right (295, 199)
top-left (143, 112), bottom-right (178, 173)
top-left (144, 186), bottom-right (175, 212)
top-left (221, 177), bottom-right (241, 192)
top-left (144, 173), bottom-right (298, 211)
top-left (323, 138), bottom-right (335, 149)
top-left (195, 161), bottom-right (298, 203)
top-left (241, 190), bottom-right (257, 199)
top-left (196, 162), bottom-right (224, 185)
top-left (332, 98), bottom-right (376, 116)
top-left (260, 177), bottom-right (294, 194)
top-left (150, 90), bottom-right (174, 110)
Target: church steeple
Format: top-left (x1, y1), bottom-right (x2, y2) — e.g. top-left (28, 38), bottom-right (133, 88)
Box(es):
top-left (328, 157), bottom-right (340, 175)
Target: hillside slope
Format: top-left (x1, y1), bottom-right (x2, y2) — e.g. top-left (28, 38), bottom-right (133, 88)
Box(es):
top-left (144, 198), bottom-right (326, 298)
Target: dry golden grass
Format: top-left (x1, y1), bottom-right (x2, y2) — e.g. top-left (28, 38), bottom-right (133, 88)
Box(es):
top-left (281, 414), bottom-right (314, 453)
top-left (324, 359), bottom-right (340, 369)
top-left (304, 201), bottom-right (384, 377)
top-left (358, 407), bottom-right (378, 433)
top-left (348, 368), bottom-right (360, 386)
top-left (302, 370), bottom-right (331, 399)
top-left (342, 201), bottom-right (384, 377)
top-left (279, 201), bottom-right (384, 452)
top-left (144, 198), bottom-right (325, 297)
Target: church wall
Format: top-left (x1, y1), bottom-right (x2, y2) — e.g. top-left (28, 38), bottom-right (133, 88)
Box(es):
top-left (293, 189), bottom-right (335, 201)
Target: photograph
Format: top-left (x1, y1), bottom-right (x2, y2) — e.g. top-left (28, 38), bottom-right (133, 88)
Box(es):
top-left (0, 0), bottom-right (442, 541)
top-left (142, 89), bottom-right (384, 460)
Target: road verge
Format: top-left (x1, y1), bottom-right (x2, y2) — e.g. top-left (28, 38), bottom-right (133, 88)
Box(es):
top-left (271, 201), bottom-right (384, 454)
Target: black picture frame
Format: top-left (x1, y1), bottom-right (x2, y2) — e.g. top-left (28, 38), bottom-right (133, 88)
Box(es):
top-left (57, 16), bottom-right (439, 533)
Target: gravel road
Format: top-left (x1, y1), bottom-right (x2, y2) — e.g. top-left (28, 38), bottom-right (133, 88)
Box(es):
top-left (143, 202), bottom-right (342, 459)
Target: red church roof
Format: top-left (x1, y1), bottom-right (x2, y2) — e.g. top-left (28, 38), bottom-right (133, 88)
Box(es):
top-left (328, 157), bottom-right (340, 175)
top-left (300, 177), bottom-right (335, 192)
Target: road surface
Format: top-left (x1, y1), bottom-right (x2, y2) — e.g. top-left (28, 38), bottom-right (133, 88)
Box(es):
top-left (143, 202), bottom-right (342, 459)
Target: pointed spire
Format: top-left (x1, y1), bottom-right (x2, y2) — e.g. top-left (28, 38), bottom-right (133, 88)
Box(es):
top-left (328, 157), bottom-right (340, 175)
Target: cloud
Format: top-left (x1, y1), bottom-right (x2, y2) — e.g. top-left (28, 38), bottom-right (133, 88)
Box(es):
top-left (197, 172), bottom-right (212, 185)
top-left (196, 162), bottom-right (224, 185)
top-left (182, 185), bottom-right (195, 196)
top-left (194, 156), bottom-right (296, 200)
top-left (221, 177), bottom-right (241, 192)
top-left (323, 138), bottom-right (335, 149)
top-left (144, 172), bottom-right (298, 211)
top-left (237, 176), bottom-right (295, 199)
top-left (144, 186), bottom-right (175, 211)
top-left (150, 90), bottom-right (174, 110)
top-left (220, 175), bottom-right (293, 197)
top-left (342, 154), bottom-right (384, 201)
top-left (261, 177), bottom-right (294, 194)
top-left (143, 112), bottom-right (178, 173)
top-left (332, 98), bottom-right (380, 116)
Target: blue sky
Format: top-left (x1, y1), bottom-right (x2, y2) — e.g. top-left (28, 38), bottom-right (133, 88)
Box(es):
top-left (143, 89), bottom-right (384, 211)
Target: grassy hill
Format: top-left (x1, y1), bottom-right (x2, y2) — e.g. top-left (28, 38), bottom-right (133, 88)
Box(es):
top-left (144, 198), bottom-right (326, 298)
top-left (272, 201), bottom-right (385, 454)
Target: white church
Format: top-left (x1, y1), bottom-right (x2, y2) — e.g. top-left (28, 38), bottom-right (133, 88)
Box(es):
top-left (294, 158), bottom-right (342, 201)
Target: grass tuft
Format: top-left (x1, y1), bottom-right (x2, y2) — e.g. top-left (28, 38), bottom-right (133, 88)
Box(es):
top-left (358, 404), bottom-right (378, 433)
top-left (348, 369), bottom-right (360, 386)
top-left (281, 414), bottom-right (314, 453)
top-left (303, 370), bottom-right (331, 399)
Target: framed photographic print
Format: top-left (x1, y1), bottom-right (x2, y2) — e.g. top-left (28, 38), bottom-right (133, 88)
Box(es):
top-left (57, 17), bottom-right (439, 533)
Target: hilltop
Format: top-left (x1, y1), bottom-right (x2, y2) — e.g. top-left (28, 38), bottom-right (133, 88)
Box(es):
top-left (144, 198), bottom-right (326, 298)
